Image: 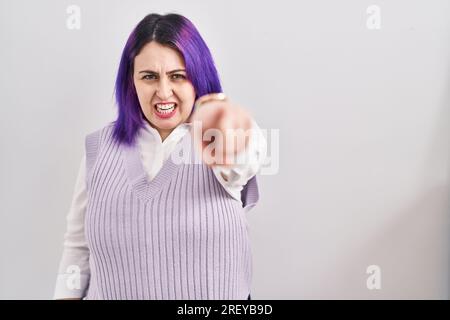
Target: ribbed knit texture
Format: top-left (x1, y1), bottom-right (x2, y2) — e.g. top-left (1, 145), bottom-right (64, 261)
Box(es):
top-left (83, 123), bottom-right (259, 300)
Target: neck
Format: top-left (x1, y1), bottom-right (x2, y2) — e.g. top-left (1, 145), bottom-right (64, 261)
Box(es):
top-left (158, 128), bottom-right (173, 142)
top-left (143, 118), bottom-right (173, 142)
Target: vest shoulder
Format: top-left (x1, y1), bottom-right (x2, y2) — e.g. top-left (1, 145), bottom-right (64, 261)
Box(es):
top-left (86, 122), bottom-right (115, 139)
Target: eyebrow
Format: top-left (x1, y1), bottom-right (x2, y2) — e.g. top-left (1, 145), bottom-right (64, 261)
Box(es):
top-left (138, 69), bottom-right (186, 75)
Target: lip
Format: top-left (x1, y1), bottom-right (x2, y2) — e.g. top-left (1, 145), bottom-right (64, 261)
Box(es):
top-left (153, 102), bottom-right (178, 119)
top-left (154, 101), bottom-right (177, 107)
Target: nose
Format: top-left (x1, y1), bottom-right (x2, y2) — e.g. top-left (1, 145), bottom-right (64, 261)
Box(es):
top-left (156, 77), bottom-right (173, 100)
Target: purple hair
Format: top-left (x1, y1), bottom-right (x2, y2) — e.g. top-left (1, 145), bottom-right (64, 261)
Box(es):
top-left (112, 13), bottom-right (223, 146)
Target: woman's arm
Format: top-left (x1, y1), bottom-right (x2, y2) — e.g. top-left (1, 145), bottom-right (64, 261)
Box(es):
top-left (189, 95), bottom-right (267, 205)
top-left (53, 155), bottom-right (90, 299)
top-left (211, 118), bottom-right (267, 202)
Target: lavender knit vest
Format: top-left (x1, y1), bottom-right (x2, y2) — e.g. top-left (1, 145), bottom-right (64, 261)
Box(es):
top-left (83, 123), bottom-right (259, 300)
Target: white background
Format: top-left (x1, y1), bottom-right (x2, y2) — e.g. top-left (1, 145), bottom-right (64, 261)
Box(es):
top-left (0, 0), bottom-right (448, 299)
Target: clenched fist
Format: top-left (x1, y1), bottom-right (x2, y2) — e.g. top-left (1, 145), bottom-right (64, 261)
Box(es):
top-left (189, 93), bottom-right (252, 167)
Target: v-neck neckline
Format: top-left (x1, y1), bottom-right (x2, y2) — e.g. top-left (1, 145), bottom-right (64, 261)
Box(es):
top-left (122, 128), bottom-right (192, 203)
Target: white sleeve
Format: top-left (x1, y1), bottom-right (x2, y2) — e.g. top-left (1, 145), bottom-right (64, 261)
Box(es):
top-left (211, 118), bottom-right (267, 203)
top-left (53, 154), bottom-right (90, 299)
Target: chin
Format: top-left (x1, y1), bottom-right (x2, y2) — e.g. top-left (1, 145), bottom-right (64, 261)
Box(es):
top-left (153, 118), bottom-right (179, 129)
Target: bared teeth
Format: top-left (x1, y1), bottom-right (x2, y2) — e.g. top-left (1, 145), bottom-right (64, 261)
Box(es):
top-left (155, 103), bottom-right (176, 114)
top-left (155, 103), bottom-right (176, 110)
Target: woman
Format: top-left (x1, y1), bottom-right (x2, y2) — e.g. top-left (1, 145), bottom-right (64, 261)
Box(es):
top-left (54, 13), bottom-right (266, 300)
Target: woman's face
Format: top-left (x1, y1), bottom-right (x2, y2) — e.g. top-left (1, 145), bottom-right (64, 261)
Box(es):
top-left (133, 41), bottom-right (196, 140)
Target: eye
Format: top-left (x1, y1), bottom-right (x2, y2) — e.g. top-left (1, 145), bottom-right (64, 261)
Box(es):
top-left (171, 74), bottom-right (186, 80)
top-left (142, 74), bottom-right (157, 80)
